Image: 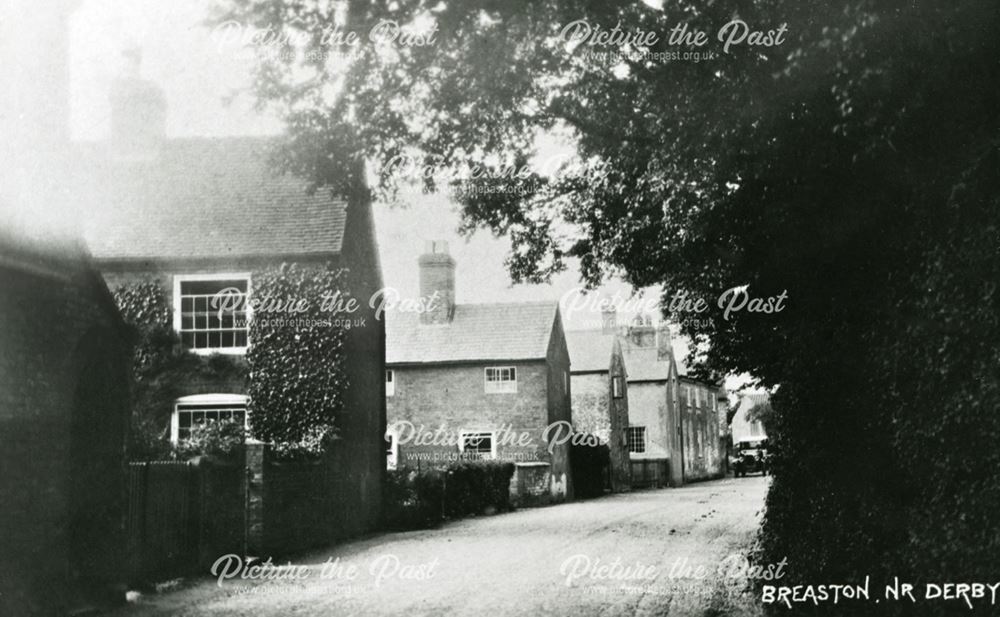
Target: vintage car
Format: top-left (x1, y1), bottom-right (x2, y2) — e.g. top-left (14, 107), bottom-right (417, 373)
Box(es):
top-left (732, 438), bottom-right (769, 477)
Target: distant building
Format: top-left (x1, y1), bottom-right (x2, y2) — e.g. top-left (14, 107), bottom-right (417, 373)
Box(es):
top-left (565, 315), bottom-right (631, 493)
top-left (731, 392), bottom-right (771, 443)
top-left (611, 316), bottom-right (725, 486)
top-left (386, 242), bottom-right (573, 504)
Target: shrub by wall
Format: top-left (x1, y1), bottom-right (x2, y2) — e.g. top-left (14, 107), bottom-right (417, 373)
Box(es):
top-left (382, 468), bottom-right (445, 530)
top-left (444, 461), bottom-right (515, 518)
top-left (383, 461), bottom-right (516, 529)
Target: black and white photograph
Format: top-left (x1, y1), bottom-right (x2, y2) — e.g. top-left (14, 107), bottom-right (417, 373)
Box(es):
top-left (1, 0), bottom-right (997, 615)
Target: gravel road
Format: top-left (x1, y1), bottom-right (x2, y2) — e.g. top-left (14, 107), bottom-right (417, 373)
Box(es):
top-left (112, 476), bottom-right (769, 617)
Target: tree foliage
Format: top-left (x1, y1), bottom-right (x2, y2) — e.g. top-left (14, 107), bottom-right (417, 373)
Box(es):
top-left (214, 0), bottom-right (1000, 608)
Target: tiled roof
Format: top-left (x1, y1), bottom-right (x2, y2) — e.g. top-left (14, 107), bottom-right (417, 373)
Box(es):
top-left (565, 329), bottom-right (616, 373)
top-left (386, 302), bottom-right (559, 364)
top-left (71, 136), bottom-right (347, 261)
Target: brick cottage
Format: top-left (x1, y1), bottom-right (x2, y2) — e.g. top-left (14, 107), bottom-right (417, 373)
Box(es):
top-left (70, 65), bottom-right (386, 539)
top-left (385, 242), bottom-right (574, 503)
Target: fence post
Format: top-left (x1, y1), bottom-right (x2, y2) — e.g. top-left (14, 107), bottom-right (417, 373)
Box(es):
top-left (244, 440), bottom-right (266, 557)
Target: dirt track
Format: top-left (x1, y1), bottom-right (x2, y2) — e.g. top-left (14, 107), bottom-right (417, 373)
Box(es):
top-left (112, 476), bottom-right (769, 617)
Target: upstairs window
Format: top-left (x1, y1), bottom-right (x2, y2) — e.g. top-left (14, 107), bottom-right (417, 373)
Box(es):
top-left (173, 274), bottom-right (250, 353)
top-left (627, 426), bottom-right (646, 454)
top-left (484, 366), bottom-right (517, 393)
top-left (171, 394), bottom-right (247, 443)
top-left (612, 375), bottom-right (624, 399)
top-left (459, 431), bottom-right (496, 459)
top-left (385, 369), bottom-right (395, 397)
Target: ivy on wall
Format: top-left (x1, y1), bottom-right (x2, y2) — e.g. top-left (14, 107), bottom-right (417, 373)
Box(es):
top-left (246, 263), bottom-right (350, 458)
top-left (113, 281), bottom-right (248, 460)
top-left (114, 264), bottom-right (351, 461)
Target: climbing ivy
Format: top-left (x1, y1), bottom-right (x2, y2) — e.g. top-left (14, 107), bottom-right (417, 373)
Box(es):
top-left (114, 265), bottom-right (351, 461)
top-left (114, 280), bottom-right (247, 460)
top-left (246, 263), bottom-right (350, 458)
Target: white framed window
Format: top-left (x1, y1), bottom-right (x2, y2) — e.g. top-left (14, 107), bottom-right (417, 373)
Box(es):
top-left (612, 375), bottom-right (624, 399)
top-left (171, 393), bottom-right (248, 444)
top-left (684, 385), bottom-right (692, 408)
top-left (484, 366), bottom-right (517, 393)
top-left (627, 426), bottom-right (646, 454)
top-left (173, 273), bottom-right (251, 354)
top-left (459, 431), bottom-right (497, 459)
top-left (385, 369), bottom-right (395, 397)
top-left (385, 428), bottom-right (398, 470)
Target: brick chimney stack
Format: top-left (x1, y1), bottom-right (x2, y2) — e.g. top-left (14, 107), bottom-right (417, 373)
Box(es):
top-left (109, 47), bottom-right (166, 160)
top-left (418, 240), bottom-right (456, 324)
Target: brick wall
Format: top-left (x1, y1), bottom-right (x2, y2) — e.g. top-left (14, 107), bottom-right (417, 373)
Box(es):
top-left (0, 256), bottom-right (129, 615)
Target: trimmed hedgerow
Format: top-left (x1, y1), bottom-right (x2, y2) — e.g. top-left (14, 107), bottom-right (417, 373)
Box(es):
top-left (246, 263), bottom-right (349, 458)
top-left (383, 461), bottom-right (516, 529)
top-left (383, 468), bottom-right (445, 530)
top-left (443, 461), bottom-right (516, 519)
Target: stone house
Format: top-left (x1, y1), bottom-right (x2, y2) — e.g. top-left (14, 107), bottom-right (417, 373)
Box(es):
top-left (618, 317), bottom-right (682, 487)
top-left (385, 242), bottom-right (573, 504)
top-left (0, 229), bottom-right (130, 614)
top-left (70, 69), bottom-right (386, 537)
top-left (611, 316), bottom-right (726, 486)
top-left (565, 319), bottom-right (631, 492)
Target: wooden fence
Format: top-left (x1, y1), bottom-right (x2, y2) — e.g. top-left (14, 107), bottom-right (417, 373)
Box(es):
top-left (126, 461), bottom-right (245, 585)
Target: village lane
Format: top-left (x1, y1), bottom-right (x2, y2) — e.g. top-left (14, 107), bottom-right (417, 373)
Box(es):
top-left (110, 476), bottom-right (768, 617)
